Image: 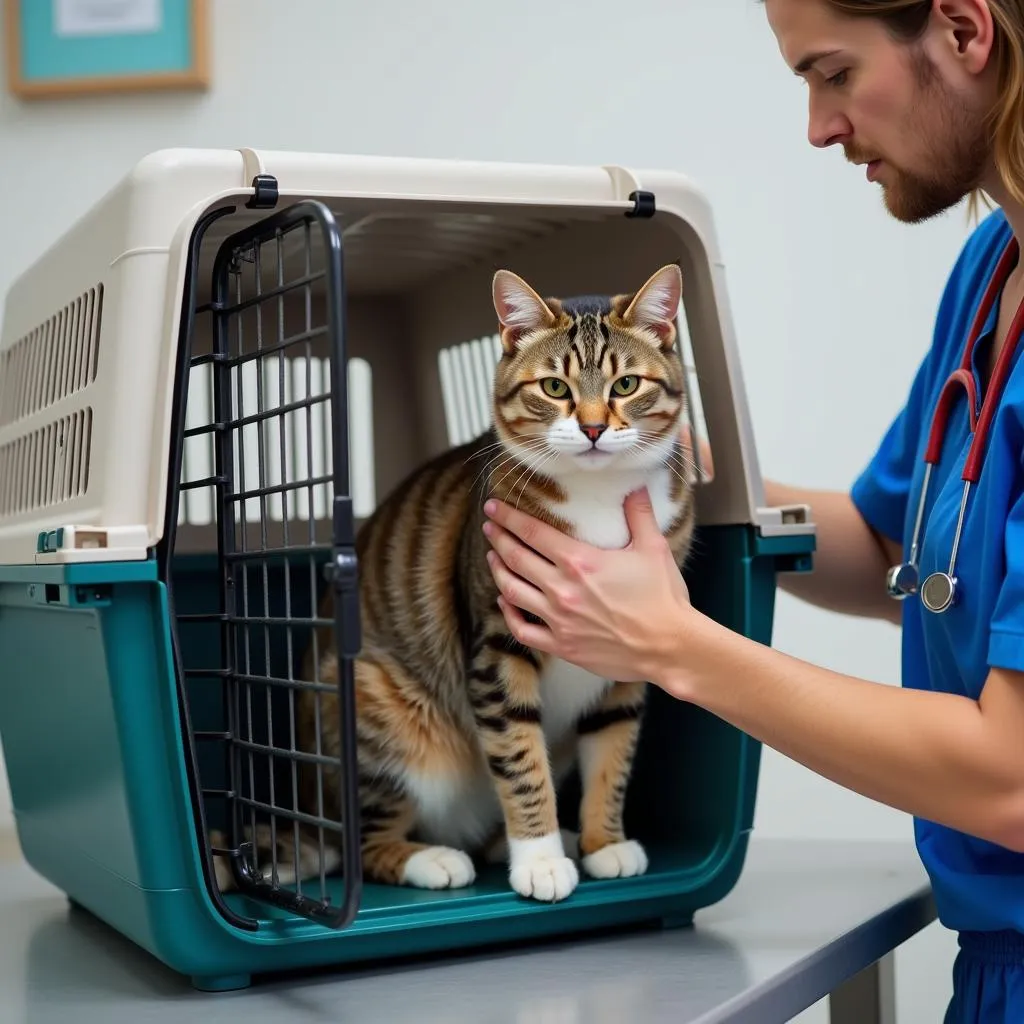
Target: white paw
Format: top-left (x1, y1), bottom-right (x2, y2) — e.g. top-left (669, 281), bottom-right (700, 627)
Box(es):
top-left (582, 839), bottom-right (649, 879)
top-left (510, 857), bottom-right (579, 902)
top-left (508, 832), bottom-right (579, 902)
top-left (485, 827), bottom-right (580, 865)
top-left (402, 846), bottom-right (476, 889)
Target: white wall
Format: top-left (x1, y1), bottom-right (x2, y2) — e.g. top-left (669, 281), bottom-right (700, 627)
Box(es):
top-left (0, 1), bottom-right (974, 1018)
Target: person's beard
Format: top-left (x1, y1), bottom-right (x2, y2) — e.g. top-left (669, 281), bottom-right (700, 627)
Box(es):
top-left (846, 47), bottom-right (991, 224)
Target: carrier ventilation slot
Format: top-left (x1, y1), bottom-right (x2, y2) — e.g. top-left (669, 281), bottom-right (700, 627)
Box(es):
top-left (178, 356), bottom-right (374, 527)
top-left (438, 334), bottom-right (503, 446)
top-left (0, 285), bottom-right (103, 429)
top-left (0, 407), bottom-right (93, 517)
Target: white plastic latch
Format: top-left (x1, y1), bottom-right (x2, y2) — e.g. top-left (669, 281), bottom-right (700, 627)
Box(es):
top-left (238, 148), bottom-right (267, 186)
top-left (34, 525), bottom-right (150, 564)
top-left (755, 504), bottom-right (816, 537)
top-left (601, 165), bottom-right (655, 218)
top-left (237, 148), bottom-right (279, 209)
top-left (601, 164), bottom-right (643, 201)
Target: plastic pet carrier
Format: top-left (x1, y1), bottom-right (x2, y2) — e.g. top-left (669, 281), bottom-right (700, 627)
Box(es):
top-left (0, 148), bottom-right (814, 991)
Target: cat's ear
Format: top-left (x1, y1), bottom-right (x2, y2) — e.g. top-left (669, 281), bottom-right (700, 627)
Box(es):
top-left (619, 264), bottom-right (682, 350)
top-left (492, 270), bottom-right (558, 353)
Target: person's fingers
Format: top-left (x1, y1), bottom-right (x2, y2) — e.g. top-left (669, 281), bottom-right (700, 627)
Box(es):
top-left (486, 550), bottom-right (554, 623)
top-left (483, 521), bottom-right (560, 591)
top-left (483, 499), bottom-right (583, 566)
top-left (622, 487), bottom-right (665, 547)
top-left (496, 596), bottom-right (556, 653)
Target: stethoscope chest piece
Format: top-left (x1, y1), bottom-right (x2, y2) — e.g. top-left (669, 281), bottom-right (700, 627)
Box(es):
top-left (920, 571), bottom-right (958, 613)
top-left (886, 562), bottom-right (919, 599)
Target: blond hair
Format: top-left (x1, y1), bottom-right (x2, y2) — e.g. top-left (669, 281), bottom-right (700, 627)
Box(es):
top-left (821, 0), bottom-right (1024, 218)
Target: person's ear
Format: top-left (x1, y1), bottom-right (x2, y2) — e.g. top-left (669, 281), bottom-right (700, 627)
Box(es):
top-left (934, 0), bottom-right (995, 75)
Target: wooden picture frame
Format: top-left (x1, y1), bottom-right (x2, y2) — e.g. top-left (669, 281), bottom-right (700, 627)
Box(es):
top-left (5, 0), bottom-right (209, 100)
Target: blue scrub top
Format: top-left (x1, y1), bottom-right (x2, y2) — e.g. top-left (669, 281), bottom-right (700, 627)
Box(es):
top-left (851, 208), bottom-right (1024, 935)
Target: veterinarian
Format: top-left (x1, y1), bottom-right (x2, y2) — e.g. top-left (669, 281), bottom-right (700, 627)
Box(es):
top-left (482, 1), bottom-right (1024, 1020)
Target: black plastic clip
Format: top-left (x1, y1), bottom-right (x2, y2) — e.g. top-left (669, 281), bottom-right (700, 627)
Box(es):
top-left (330, 548), bottom-right (359, 588)
top-left (246, 174), bottom-right (279, 210)
top-left (329, 547), bottom-right (362, 657)
top-left (625, 190), bottom-right (656, 219)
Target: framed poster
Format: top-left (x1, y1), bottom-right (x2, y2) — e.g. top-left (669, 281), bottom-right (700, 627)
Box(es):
top-left (5, 0), bottom-right (209, 99)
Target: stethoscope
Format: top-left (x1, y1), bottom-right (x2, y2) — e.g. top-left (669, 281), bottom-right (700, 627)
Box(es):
top-left (887, 235), bottom-right (1024, 614)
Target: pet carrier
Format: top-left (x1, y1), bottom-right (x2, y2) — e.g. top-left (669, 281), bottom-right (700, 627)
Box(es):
top-left (0, 147), bottom-right (814, 991)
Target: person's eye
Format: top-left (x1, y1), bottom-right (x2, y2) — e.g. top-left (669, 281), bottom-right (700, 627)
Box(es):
top-left (826, 69), bottom-right (848, 87)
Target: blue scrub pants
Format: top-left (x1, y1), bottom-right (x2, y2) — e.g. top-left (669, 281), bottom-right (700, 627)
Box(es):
top-left (945, 931), bottom-right (1024, 1022)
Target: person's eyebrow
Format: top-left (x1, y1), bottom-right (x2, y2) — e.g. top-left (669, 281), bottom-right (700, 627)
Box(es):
top-left (794, 49), bottom-right (841, 74)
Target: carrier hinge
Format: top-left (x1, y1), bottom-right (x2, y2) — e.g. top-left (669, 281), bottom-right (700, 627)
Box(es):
top-left (325, 496), bottom-right (361, 656)
top-left (625, 190), bottom-right (656, 218)
top-left (246, 174), bottom-right (279, 210)
top-left (327, 546), bottom-right (361, 657)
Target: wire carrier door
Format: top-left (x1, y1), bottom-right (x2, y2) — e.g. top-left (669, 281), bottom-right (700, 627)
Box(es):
top-left (177, 199), bottom-right (364, 929)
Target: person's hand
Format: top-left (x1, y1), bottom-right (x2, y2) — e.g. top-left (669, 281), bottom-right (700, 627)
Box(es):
top-left (482, 488), bottom-right (694, 684)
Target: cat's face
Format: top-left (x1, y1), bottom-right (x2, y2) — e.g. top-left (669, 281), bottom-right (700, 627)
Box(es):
top-left (490, 264), bottom-right (686, 476)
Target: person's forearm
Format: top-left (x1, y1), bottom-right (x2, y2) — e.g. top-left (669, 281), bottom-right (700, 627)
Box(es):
top-left (764, 479), bottom-right (901, 624)
top-left (661, 616), bottom-right (1024, 852)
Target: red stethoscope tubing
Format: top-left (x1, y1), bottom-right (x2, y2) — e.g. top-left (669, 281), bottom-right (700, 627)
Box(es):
top-left (925, 236), bottom-right (1024, 481)
top-left (887, 233), bottom-right (1024, 612)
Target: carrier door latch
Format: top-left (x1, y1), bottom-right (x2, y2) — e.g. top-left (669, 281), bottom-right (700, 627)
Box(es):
top-left (327, 546), bottom-right (361, 657)
top-left (326, 495), bottom-right (361, 657)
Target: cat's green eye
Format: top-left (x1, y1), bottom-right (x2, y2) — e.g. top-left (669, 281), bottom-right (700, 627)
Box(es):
top-left (611, 376), bottom-right (640, 397)
top-left (540, 378), bottom-right (570, 399)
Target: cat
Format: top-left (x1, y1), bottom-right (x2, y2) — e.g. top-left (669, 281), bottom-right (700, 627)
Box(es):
top-left (211, 263), bottom-right (698, 904)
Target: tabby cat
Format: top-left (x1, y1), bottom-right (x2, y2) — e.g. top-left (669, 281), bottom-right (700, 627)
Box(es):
top-left (213, 263), bottom-right (697, 904)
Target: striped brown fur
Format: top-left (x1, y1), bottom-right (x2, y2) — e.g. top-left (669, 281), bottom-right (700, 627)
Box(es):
top-left (214, 264), bottom-right (699, 904)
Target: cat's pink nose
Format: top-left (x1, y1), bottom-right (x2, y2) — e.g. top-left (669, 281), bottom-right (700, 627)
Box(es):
top-left (581, 423), bottom-right (606, 443)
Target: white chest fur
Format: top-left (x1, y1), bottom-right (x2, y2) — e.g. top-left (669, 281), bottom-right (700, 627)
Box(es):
top-left (533, 464), bottom-right (680, 738)
top-left (554, 465), bottom-right (682, 550)
top-left (539, 658), bottom-right (610, 742)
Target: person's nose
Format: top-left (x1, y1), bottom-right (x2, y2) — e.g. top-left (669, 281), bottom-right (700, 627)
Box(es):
top-left (807, 93), bottom-right (851, 149)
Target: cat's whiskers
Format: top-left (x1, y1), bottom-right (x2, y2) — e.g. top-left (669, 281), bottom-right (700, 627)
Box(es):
top-left (634, 429), bottom-right (700, 476)
top-left (461, 436), bottom-right (541, 470)
top-left (629, 434), bottom-right (695, 487)
top-left (492, 443), bottom-right (556, 504)
top-left (509, 449), bottom-right (560, 513)
top-left (476, 446), bottom-right (541, 488)
top-left (631, 437), bottom-right (694, 480)
top-left (469, 437), bottom-right (550, 498)
top-left (630, 443), bottom-right (688, 483)
top-left (483, 442), bottom-right (550, 493)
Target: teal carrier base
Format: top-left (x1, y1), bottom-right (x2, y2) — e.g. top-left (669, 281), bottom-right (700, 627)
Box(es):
top-left (0, 149), bottom-right (815, 991)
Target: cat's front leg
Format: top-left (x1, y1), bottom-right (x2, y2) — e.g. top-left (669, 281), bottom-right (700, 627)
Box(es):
top-left (468, 627), bottom-right (578, 903)
top-left (576, 680), bottom-right (650, 880)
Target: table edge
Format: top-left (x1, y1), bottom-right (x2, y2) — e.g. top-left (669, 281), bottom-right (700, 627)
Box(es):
top-left (696, 882), bottom-right (937, 1024)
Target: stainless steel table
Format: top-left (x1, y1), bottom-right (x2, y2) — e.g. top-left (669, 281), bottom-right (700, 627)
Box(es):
top-left (0, 836), bottom-right (936, 1024)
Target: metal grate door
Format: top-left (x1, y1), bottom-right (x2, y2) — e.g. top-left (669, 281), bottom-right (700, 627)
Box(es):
top-left (165, 198), bottom-right (363, 930)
